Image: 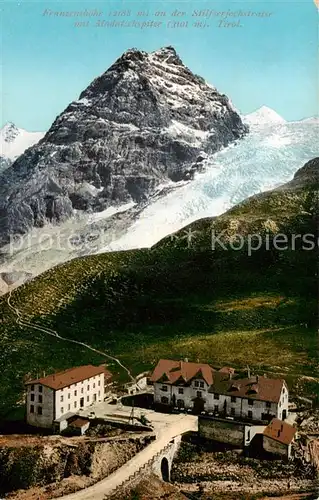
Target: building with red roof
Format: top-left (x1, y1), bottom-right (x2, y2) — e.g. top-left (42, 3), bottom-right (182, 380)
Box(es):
top-left (263, 418), bottom-right (297, 458)
top-left (151, 359), bottom-right (289, 422)
top-left (25, 364), bottom-right (112, 430)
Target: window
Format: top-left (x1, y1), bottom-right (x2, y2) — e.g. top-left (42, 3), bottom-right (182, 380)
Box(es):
top-left (231, 396), bottom-right (236, 403)
top-left (93, 383), bottom-right (96, 389)
top-left (30, 405), bottom-right (34, 413)
top-left (38, 395), bottom-right (43, 404)
top-left (178, 388), bottom-right (184, 395)
top-left (74, 390), bottom-right (77, 396)
top-left (248, 410), bottom-right (253, 419)
top-left (199, 381), bottom-right (204, 388)
top-left (87, 396), bottom-right (89, 402)
top-left (68, 404), bottom-right (71, 411)
top-left (177, 399), bottom-right (184, 408)
top-left (68, 393), bottom-right (70, 399)
top-left (74, 401), bottom-right (77, 408)
top-left (98, 380), bottom-right (101, 386)
top-left (214, 394), bottom-right (220, 400)
top-left (266, 402), bottom-right (271, 408)
top-left (214, 405), bottom-right (219, 412)
top-left (196, 391), bottom-right (202, 398)
top-left (30, 393), bottom-right (35, 402)
top-left (248, 400), bottom-right (254, 406)
top-left (93, 394), bottom-right (97, 402)
top-left (60, 395), bottom-right (64, 402)
top-left (194, 381), bottom-right (199, 388)
top-left (39, 386), bottom-right (43, 393)
top-left (87, 385), bottom-right (90, 391)
top-left (37, 407), bottom-right (42, 415)
top-left (161, 396), bottom-right (169, 404)
top-left (161, 385), bottom-right (168, 392)
top-left (81, 388), bottom-right (84, 394)
top-left (75, 383), bottom-right (77, 387)
top-left (230, 407), bottom-right (235, 416)
top-left (61, 407), bottom-right (64, 414)
top-left (98, 391), bottom-right (100, 397)
top-left (283, 387), bottom-right (285, 394)
top-left (31, 384), bottom-right (34, 392)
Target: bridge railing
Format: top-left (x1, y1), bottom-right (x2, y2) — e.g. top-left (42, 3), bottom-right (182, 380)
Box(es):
top-left (105, 440), bottom-right (176, 499)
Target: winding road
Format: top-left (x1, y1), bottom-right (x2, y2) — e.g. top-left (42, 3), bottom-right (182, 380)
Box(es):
top-left (7, 290), bottom-right (134, 381)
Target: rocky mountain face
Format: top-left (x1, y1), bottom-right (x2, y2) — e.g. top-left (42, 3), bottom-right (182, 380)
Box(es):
top-left (0, 46), bottom-right (247, 247)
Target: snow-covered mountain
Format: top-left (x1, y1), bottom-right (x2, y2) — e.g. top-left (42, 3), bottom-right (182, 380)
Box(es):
top-left (0, 117), bottom-right (318, 293)
top-left (0, 50), bottom-right (317, 293)
top-left (0, 46), bottom-right (247, 250)
top-left (0, 122), bottom-right (44, 172)
top-left (244, 106), bottom-right (286, 126)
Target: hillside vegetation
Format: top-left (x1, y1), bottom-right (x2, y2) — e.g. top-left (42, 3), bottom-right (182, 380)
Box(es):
top-left (0, 158), bottom-right (318, 419)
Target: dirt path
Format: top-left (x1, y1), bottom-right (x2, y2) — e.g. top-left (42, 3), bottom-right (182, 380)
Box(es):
top-left (7, 290), bottom-right (134, 381)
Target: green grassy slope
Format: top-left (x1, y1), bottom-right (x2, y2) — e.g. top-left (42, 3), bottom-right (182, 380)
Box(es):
top-left (0, 158), bottom-right (318, 419)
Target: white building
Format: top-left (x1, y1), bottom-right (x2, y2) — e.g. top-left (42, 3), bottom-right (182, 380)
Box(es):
top-left (150, 359), bottom-right (289, 423)
top-left (25, 364), bottom-right (111, 430)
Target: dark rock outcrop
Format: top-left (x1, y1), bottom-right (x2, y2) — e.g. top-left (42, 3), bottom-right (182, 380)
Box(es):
top-left (0, 46), bottom-right (248, 246)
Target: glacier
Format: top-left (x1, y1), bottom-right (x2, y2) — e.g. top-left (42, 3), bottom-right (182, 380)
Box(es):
top-left (102, 117), bottom-right (319, 251)
top-left (0, 114), bottom-right (318, 293)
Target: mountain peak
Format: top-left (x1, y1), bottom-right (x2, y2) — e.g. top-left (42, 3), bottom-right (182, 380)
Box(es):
top-left (0, 122), bottom-right (20, 143)
top-left (0, 47), bottom-right (248, 248)
top-left (244, 106), bottom-right (286, 126)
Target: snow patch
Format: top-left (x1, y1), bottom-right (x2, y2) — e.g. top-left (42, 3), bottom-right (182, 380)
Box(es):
top-left (75, 97), bottom-right (91, 106)
top-left (0, 123), bottom-right (45, 160)
top-left (88, 202), bottom-right (136, 222)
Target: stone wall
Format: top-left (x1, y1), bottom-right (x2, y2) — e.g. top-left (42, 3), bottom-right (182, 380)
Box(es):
top-left (263, 436), bottom-right (290, 459)
top-left (199, 417), bottom-right (246, 447)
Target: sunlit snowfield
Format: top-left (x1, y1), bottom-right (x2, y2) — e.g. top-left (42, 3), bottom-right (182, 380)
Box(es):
top-left (1, 118), bottom-right (318, 281)
top-left (102, 119), bottom-right (319, 251)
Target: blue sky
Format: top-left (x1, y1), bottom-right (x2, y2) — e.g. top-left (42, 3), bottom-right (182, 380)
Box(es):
top-left (1, 0), bottom-right (318, 130)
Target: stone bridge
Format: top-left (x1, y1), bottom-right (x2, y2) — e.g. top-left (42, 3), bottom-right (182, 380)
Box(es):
top-left (107, 435), bottom-right (182, 499)
top-left (58, 414), bottom-right (197, 500)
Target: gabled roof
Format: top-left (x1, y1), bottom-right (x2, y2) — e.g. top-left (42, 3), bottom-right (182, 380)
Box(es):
top-left (150, 359), bottom-right (214, 386)
top-left (25, 365), bottom-right (111, 391)
top-left (263, 418), bottom-right (296, 445)
top-left (208, 373), bottom-right (285, 403)
top-left (69, 417), bottom-right (90, 429)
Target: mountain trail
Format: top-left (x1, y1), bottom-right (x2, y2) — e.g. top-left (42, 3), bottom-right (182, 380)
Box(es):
top-left (7, 290), bottom-right (135, 381)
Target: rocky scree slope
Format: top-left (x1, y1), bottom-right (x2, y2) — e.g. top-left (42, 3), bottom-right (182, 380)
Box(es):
top-left (0, 46), bottom-right (247, 247)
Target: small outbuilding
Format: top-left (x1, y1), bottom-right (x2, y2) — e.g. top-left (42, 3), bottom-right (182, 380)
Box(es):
top-left (68, 417), bottom-right (90, 436)
top-left (263, 418), bottom-right (296, 459)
